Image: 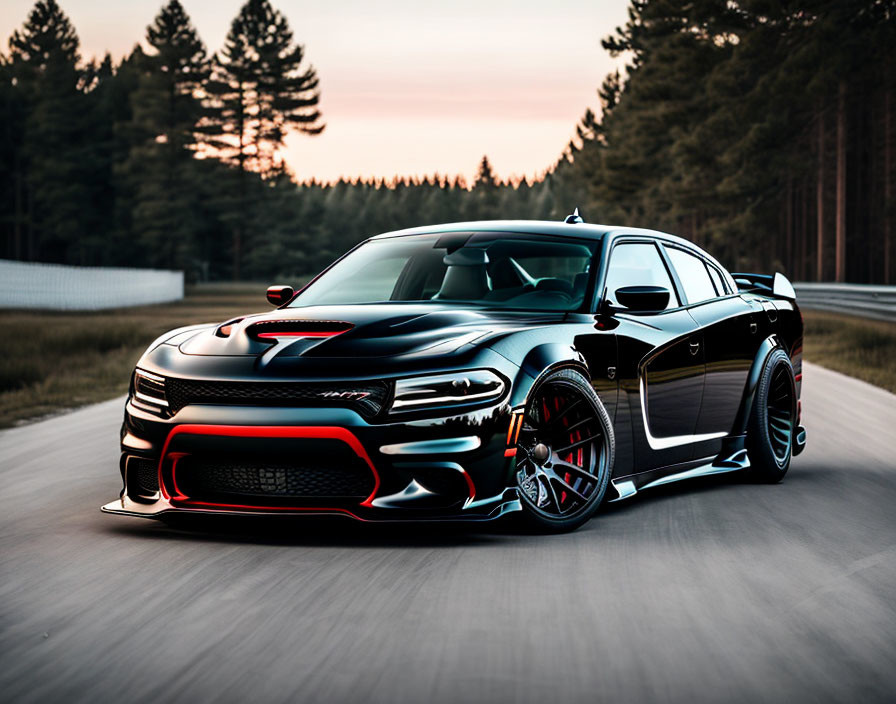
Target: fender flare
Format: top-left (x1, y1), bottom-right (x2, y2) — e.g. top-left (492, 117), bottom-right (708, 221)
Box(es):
top-left (730, 334), bottom-right (785, 438)
top-left (507, 343), bottom-right (591, 409)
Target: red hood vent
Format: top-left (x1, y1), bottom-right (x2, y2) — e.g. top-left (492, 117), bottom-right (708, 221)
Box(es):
top-left (247, 319), bottom-right (354, 340)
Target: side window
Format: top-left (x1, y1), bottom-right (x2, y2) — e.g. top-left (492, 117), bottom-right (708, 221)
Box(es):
top-left (706, 264), bottom-right (727, 296)
top-left (666, 247), bottom-right (717, 304)
top-left (604, 243), bottom-right (679, 310)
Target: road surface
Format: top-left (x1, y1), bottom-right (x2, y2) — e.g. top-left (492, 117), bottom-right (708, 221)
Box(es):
top-left (1, 362), bottom-right (895, 703)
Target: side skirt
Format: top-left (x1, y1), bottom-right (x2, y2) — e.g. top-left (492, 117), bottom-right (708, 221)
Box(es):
top-left (609, 447), bottom-right (750, 502)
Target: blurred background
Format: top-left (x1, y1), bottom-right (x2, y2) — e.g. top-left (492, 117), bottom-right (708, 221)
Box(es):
top-left (2, 5), bottom-right (896, 704)
top-left (1, 0), bottom-right (893, 282)
top-left (0, 0), bottom-right (894, 423)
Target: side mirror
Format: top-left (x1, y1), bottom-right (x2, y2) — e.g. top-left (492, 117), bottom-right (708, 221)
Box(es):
top-left (614, 285), bottom-right (669, 312)
top-left (266, 285), bottom-right (294, 307)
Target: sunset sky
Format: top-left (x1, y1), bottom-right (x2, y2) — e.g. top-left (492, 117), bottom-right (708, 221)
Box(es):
top-left (1, 0), bottom-right (630, 183)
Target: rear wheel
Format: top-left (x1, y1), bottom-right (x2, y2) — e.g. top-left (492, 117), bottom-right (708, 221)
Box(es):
top-left (747, 348), bottom-right (796, 483)
top-left (515, 369), bottom-right (613, 533)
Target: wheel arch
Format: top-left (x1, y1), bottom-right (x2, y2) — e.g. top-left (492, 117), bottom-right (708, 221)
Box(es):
top-left (730, 334), bottom-right (789, 438)
top-left (508, 343), bottom-right (592, 409)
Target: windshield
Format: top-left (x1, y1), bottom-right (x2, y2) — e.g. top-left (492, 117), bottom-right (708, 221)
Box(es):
top-left (290, 232), bottom-right (599, 311)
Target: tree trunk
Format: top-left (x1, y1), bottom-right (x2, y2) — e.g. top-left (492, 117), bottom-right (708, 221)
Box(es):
top-left (13, 162), bottom-right (23, 260)
top-left (785, 175), bottom-right (793, 273)
top-left (835, 80), bottom-right (847, 282)
top-left (816, 104), bottom-right (825, 281)
top-left (26, 181), bottom-right (35, 262)
top-left (885, 79), bottom-right (892, 284)
top-left (234, 82), bottom-right (246, 281)
top-left (800, 178), bottom-right (808, 281)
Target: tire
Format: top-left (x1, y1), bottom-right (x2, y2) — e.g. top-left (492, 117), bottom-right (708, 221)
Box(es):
top-left (514, 368), bottom-right (614, 533)
top-left (747, 348), bottom-right (796, 483)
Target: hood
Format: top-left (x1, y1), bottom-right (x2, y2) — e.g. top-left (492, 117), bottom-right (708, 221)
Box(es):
top-left (175, 304), bottom-right (564, 361)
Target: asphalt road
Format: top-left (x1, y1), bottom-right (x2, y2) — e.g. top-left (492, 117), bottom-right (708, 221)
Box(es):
top-left (1, 361), bottom-right (895, 704)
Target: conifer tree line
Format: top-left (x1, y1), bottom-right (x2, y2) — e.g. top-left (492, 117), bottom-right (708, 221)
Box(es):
top-left (1, 0), bottom-right (893, 283)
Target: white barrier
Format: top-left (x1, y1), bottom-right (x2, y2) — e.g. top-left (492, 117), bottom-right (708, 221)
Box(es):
top-left (0, 259), bottom-right (184, 311)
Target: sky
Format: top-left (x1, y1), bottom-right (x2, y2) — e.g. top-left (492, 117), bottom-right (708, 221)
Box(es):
top-left (1, 0), bottom-right (630, 183)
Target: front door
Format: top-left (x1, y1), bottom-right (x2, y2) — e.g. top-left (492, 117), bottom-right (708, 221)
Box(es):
top-left (602, 240), bottom-right (706, 471)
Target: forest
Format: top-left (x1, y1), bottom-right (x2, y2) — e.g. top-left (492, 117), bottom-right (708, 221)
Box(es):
top-left (1, 0), bottom-right (893, 283)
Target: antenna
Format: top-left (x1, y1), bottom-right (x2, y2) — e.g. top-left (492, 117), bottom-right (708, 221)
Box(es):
top-left (564, 207), bottom-right (584, 224)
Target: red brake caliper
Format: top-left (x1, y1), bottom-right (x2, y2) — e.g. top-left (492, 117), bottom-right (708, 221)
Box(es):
top-left (555, 395), bottom-right (570, 506)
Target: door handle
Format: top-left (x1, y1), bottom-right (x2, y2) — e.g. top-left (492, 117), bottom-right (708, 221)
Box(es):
top-left (689, 341), bottom-right (700, 356)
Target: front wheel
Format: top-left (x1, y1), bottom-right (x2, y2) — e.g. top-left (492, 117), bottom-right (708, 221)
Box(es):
top-left (514, 369), bottom-right (614, 533)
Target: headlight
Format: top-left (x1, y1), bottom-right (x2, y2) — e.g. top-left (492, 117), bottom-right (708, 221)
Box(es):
top-left (391, 370), bottom-right (506, 412)
top-left (133, 368), bottom-right (168, 409)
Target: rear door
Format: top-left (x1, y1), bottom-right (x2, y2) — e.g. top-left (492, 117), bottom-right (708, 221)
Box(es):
top-left (663, 245), bottom-right (758, 457)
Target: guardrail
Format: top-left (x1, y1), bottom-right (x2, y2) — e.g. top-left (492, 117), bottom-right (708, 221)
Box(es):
top-left (794, 282), bottom-right (896, 322)
top-left (0, 259), bottom-right (184, 311)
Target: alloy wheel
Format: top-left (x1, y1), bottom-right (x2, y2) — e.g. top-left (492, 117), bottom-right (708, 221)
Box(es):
top-left (516, 380), bottom-right (608, 518)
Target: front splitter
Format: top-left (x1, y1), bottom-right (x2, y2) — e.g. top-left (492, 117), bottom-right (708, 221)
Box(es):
top-left (101, 490), bottom-right (521, 523)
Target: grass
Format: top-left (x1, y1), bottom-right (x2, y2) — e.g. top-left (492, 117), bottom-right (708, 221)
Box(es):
top-left (801, 310), bottom-right (896, 394)
top-left (0, 292), bottom-right (893, 428)
top-left (0, 284), bottom-right (263, 428)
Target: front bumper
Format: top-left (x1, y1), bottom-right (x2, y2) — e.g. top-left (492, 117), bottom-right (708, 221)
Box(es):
top-left (103, 397), bottom-right (524, 522)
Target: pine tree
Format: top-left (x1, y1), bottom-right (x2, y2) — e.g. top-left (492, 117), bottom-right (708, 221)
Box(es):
top-left (0, 51), bottom-right (24, 259)
top-left (119, 1), bottom-right (213, 270)
top-left (8, 0), bottom-right (89, 262)
top-left (139, 0), bottom-right (211, 151)
top-left (205, 0), bottom-right (324, 278)
top-left (206, 0), bottom-right (323, 176)
top-left (474, 155), bottom-right (499, 190)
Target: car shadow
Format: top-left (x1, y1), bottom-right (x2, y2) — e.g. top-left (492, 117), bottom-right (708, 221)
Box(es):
top-left (102, 512), bottom-right (516, 548)
top-left (100, 469), bottom-right (784, 547)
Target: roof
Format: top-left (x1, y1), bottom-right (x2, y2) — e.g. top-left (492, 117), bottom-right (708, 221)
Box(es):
top-left (370, 219), bottom-right (613, 240)
top-left (368, 219), bottom-right (732, 277)
top-left (370, 219), bottom-right (697, 249)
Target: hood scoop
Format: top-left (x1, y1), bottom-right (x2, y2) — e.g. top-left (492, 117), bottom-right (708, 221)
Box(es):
top-left (247, 319), bottom-right (354, 340)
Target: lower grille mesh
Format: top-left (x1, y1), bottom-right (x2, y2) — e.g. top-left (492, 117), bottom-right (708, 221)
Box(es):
top-left (174, 454), bottom-right (374, 503)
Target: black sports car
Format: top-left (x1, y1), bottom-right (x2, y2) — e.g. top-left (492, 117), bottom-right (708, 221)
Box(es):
top-left (103, 213), bottom-right (806, 532)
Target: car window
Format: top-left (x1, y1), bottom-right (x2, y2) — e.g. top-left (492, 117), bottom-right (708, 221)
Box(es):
top-left (291, 233), bottom-right (599, 311)
top-left (305, 255), bottom-right (410, 304)
top-left (666, 247), bottom-right (717, 304)
top-left (604, 242), bottom-right (678, 310)
top-left (706, 264), bottom-right (727, 295)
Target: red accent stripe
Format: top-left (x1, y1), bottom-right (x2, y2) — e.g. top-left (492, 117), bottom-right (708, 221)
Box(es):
top-left (795, 373), bottom-right (802, 382)
top-left (158, 424), bottom-right (380, 508)
top-left (504, 448), bottom-right (517, 458)
top-left (167, 452), bottom-right (190, 501)
top-left (459, 469), bottom-right (476, 502)
top-left (256, 330), bottom-right (344, 338)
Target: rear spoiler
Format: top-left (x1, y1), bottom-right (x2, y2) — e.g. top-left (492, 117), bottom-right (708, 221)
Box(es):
top-left (731, 272), bottom-right (796, 301)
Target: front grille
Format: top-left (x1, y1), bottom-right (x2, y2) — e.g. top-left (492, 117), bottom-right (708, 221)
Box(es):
top-left (165, 378), bottom-right (389, 417)
top-left (174, 453), bottom-right (375, 504)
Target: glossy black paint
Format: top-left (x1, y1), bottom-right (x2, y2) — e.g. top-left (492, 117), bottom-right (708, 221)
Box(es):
top-left (103, 219), bottom-right (805, 522)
